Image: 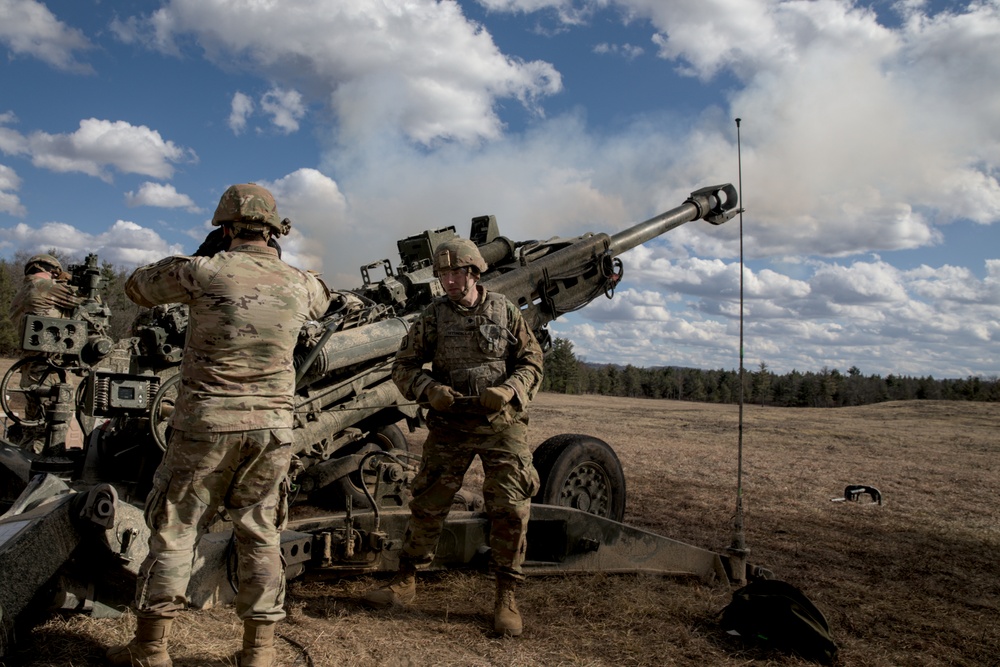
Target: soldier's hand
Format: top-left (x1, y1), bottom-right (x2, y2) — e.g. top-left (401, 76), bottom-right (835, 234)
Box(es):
top-left (426, 383), bottom-right (458, 411)
top-left (194, 227), bottom-right (230, 257)
top-left (480, 385), bottom-right (515, 411)
top-left (52, 281), bottom-right (83, 308)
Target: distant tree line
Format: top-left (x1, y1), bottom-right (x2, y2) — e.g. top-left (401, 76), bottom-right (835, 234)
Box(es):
top-left (0, 251), bottom-right (140, 358)
top-left (541, 337), bottom-right (1000, 406)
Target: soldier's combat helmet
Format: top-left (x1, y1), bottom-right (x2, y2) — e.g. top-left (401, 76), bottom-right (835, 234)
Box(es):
top-left (24, 253), bottom-right (63, 275)
top-left (211, 183), bottom-right (289, 237)
top-left (433, 238), bottom-right (488, 276)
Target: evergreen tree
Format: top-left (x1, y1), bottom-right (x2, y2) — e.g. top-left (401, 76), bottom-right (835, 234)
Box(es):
top-left (542, 337), bottom-right (580, 394)
top-left (0, 257), bottom-right (21, 356)
top-left (620, 364), bottom-right (641, 397)
top-left (751, 361), bottom-right (771, 406)
top-left (101, 261), bottom-right (141, 341)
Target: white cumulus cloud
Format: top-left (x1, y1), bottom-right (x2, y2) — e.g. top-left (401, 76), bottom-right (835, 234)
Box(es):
top-left (0, 163), bottom-right (25, 216)
top-left (125, 182), bottom-right (200, 212)
top-left (0, 219), bottom-right (185, 267)
top-left (120, 0), bottom-right (562, 145)
top-left (452, 0), bottom-right (1000, 267)
top-left (255, 168), bottom-right (350, 276)
top-left (554, 252), bottom-right (1000, 377)
top-left (0, 118), bottom-right (196, 182)
top-left (228, 92), bottom-right (254, 135)
top-left (0, 0), bottom-right (93, 72)
top-left (260, 88), bottom-right (306, 135)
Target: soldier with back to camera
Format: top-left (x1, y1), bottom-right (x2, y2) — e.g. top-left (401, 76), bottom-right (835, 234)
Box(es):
top-left (107, 184), bottom-right (330, 667)
top-left (8, 254), bottom-right (83, 454)
top-left (364, 237), bottom-right (544, 637)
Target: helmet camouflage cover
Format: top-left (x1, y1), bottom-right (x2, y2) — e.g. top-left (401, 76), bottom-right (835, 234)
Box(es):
top-left (211, 183), bottom-right (287, 236)
top-left (25, 253), bottom-right (63, 275)
top-left (433, 238), bottom-right (488, 275)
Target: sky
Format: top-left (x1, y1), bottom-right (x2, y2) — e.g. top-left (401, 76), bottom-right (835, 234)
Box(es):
top-left (1, 0), bottom-right (998, 380)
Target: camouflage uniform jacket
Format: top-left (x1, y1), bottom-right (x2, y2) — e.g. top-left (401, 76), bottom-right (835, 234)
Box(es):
top-left (9, 274), bottom-right (82, 332)
top-left (392, 285), bottom-right (543, 433)
top-left (125, 245), bottom-right (330, 432)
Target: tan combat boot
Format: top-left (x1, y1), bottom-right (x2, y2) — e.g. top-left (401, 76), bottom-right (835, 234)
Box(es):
top-left (239, 620), bottom-right (277, 667)
top-left (106, 616), bottom-right (173, 667)
top-left (363, 562), bottom-right (417, 608)
top-left (494, 575), bottom-right (523, 637)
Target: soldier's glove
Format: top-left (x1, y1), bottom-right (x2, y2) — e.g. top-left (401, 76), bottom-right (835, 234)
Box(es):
top-left (480, 385), bottom-right (515, 411)
top-left (426, 383), bottom-right (458, 411)
top-left (194, 227), bottom-right (231, 257)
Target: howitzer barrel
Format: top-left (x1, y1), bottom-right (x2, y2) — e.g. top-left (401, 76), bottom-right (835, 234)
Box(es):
top-left (478, 236), bottom-right (517, 267)
top-left (293, 379), bottom-right (404, 455)
top-left (608, 184), bottom-right (739, 256)
top-left (296, 317), bottom-right (411, 383)
top-left (481, 184), bottom-right (738, 336)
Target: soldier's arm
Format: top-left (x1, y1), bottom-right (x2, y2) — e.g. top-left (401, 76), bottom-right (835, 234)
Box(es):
top-left (48, 281), bottom-right (84, 312)
top-left (391, 306), bottom-right (438, 401)
top-left (305, 272), bottom-right (333, 320)
top-left (125, 256), bottom-right (203, 308)
top-left (503, 302), bottom-right (544, 406)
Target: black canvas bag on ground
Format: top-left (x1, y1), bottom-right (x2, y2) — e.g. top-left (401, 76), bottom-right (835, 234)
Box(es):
top-left (721, 579), bottom-right (839, 664)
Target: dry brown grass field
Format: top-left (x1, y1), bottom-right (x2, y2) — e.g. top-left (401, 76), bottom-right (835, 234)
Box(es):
top-left (4, 392), bottom-right (999, 666)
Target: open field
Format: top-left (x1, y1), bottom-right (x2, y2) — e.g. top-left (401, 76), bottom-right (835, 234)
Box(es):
top-left (4, 393), bottom-right (999, 666)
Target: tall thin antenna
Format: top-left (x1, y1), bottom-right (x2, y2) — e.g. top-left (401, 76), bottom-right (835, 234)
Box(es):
top-left (728, 117), bottom-right (749, 585)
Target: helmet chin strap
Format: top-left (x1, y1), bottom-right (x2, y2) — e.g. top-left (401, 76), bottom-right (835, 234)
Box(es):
top-left (445, 270), bottom-right (478, 303)
top-left (448, 283), bottom-right (471, 301)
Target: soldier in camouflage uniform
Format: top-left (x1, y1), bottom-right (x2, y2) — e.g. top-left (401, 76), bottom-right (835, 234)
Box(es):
top-left (364, 238), bottom-right (544, 637)
top-left (7, 254), bottom-right (82, 454)
top-left (107, 184), bottom-right (330, 667)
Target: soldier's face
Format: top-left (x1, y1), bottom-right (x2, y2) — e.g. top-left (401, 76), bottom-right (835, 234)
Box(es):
top-left (439, 267), bottom-right (477, 305)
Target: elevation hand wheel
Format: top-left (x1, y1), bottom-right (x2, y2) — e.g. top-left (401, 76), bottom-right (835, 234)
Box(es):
top-left (149, 372), bottom-right (180, 451)
top-left (1, 356), bottom-right (68, 428)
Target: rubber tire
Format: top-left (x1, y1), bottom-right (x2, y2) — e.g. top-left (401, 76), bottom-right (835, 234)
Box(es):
top-left (331, 422), bottom-right (409, 509)
top-left (532, 433), bottom-right (626, 522)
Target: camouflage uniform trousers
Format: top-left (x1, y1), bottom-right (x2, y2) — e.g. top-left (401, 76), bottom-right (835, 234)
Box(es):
top-left (401, 420), bottom-right (540, 580)
top-left (135, 428), bottom-right (292, 622)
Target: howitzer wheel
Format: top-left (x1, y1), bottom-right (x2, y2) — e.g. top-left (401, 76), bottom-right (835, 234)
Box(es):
top-left (150, 372), bottom-right (180, 451)
top-left (532, 434), bottom-right (626, 522)
top-left (1, 355), bottom-right (68, 428)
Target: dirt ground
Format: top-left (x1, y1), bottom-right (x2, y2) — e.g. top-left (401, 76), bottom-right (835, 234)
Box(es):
top-left (3, 393), bottom-right (999, 666)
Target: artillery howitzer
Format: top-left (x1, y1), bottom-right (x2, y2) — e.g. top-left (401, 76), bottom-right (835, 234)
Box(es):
top-left (0, 185), bottom-right (753, 655)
